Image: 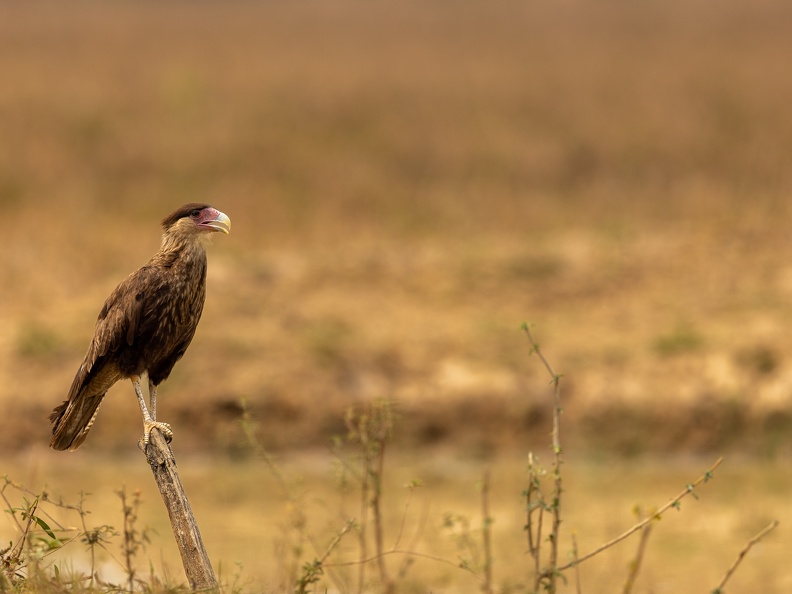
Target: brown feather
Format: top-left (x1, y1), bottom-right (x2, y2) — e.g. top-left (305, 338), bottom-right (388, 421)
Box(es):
top-left (50, 204), bottom-right (222, 451)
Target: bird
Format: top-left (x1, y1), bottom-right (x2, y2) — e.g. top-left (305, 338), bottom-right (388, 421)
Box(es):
top-left (49, 203), bottom-right (231, 451)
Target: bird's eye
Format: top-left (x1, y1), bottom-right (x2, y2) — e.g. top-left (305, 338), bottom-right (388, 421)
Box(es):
top-left (190, 209), bottom-right (201, 218)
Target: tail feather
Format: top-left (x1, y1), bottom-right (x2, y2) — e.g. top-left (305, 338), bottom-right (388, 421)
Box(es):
top-left (49, 393), bottom-right (107, 451)
top-left (51, 350), bottom-right (122, 451)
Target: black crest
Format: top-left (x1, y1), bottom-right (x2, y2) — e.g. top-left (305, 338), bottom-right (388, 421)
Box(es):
top-left (161, 203), bottom-right (212, 230)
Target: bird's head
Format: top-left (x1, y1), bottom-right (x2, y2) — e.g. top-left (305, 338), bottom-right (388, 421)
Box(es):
top-left (161, 203), bottom-right (231, 237)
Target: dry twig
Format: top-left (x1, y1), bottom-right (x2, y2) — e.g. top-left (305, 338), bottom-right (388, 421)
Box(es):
top-left (712, 519), bottom-right (779, 593)
top-left (481, 470), bottom-right (493, 594)
top-left (571, 533), bottom-right (582, 594)
top-left (522, 323), bottom-right (564, 590)
top-left (559, 457), bottom-right (723, 572)
top-left (621, 509), bottom-right (653, 594)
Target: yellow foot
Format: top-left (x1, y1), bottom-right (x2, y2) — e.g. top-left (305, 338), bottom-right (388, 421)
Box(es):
top-left (142, 420), bottom-right (173, 445)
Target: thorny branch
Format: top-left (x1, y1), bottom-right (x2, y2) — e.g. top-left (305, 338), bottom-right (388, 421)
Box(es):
top-left (522, 323), bottom-right (563, 589)
top-left (559, 457), bottom-right (724, 572)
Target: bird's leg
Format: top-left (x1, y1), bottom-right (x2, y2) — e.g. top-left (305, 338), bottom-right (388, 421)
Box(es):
top-left (132, 376), bottom-right (172, 445)
top-left (148, 378), bottom-right (157, 420)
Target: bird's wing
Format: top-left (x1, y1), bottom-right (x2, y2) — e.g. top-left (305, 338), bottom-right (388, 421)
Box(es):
top-left (79, 269), bottom-right (148, 386)
top-left (49, 268), bottom-right (152, 450)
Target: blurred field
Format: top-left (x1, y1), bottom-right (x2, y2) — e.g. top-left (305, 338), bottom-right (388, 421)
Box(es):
top-left (4, 0), bottom-right (792, 455)
top-left (3, 0), bottom-right (792, 590)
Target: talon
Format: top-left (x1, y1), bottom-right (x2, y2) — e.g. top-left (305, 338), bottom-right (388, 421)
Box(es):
top-left (142, 420), bottom-right (174, 444)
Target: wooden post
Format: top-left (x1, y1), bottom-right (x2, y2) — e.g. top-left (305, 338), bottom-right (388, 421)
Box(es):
top-left (143, 429), bottom-right (218, 591)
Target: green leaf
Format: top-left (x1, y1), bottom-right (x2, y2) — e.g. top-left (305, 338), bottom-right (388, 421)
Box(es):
top-left (32, 516), bottom-right (58, 541)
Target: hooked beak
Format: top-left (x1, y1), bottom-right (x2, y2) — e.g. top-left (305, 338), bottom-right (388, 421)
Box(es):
top-left (202, 210), bottom-right (231, 235)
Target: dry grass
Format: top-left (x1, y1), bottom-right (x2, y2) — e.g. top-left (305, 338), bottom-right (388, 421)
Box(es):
top-left (2, 450), bottom-right (790, 593)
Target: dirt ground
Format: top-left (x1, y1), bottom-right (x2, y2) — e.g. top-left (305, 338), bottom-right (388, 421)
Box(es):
top-left (3, 0), bottom-right (792, 457)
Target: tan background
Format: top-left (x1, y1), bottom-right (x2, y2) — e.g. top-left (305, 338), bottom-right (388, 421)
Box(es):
top-left (3, 0), bottom-right (792, 456)
top-left (1, 2), bottom-right (792, 591)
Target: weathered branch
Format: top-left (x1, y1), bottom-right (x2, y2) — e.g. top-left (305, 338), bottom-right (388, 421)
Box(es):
top-left (143, 429), bottom-right (218, 591)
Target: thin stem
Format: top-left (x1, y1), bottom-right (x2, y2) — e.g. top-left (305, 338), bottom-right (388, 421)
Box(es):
top-left (712, 520), bottom-right (779, 593)
top-left (559, 457), bottom-right (723, 572)
top-left (522, 323), bottom-right (563, 591)
top-left (392, 485), bottom-right (415, 551)
top-left (356, 443), bottom-right (369, 594)
top-left (621, 511), bottom-right (653, 594)
top-left (327, 549), bottom-right (488, 587)
top-left (534, 503), bottom-right (544, 592)
top-left (571, 533), bottom-right (582, 594)
top-left (372, 439), bottom-right (392, 591)
top-left (320, 520), bottom-right (356, 565)
top-left (481, 469), bottom-right (493, 594)
top-left (9, 497), bottom-right (40, 562)
top-left (242, 400), bottom-right (344, 590)
top-left (524, 453), bottom-right (545, 591)
top-left (397, 495), bottom-right (430, 579)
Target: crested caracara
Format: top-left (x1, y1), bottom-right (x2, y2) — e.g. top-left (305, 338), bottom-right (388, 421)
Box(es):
top-left (49, 203), bottom-right (231, 451)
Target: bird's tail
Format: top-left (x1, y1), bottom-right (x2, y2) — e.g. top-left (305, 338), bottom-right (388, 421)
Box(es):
top-left (49, 392), bottom-right (106, 451)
